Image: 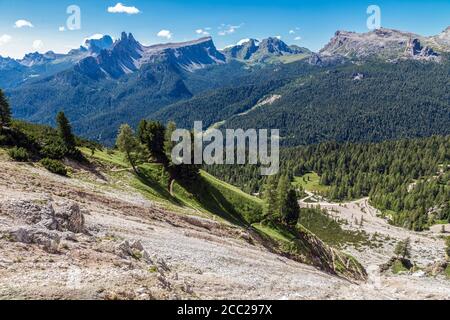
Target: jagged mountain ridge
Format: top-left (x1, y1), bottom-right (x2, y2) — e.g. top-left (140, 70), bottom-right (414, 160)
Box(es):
top-left (0, 35), bottom-right (114, 89)
top-left (3, 27), bottom-right (450, 146)
top-left (75, 33), bottom-right (227, 79)
top-left (4, 26), bottom-right (449, 88)
top-left (222, 37), bottom-right (311, 62)
top-left (320, 27), bottom-right (450, 61)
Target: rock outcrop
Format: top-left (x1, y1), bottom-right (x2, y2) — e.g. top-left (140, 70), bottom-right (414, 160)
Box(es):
top-left (55, 202), bottom-right (85, 233)
top-left (405, 38), bottom-right (440, 61)
top-left (425, 260), bottom-right (448, 277)
top-left (320, 28), bottom-right (444, 62)
top-left (222, 37), bottom-right (310, 62)
top-left (0, 199), bottom-right (87, 253)
top-left (6, 226), bottom-right (61, 253)
top-left (0, 200), bottom-right (86, 233)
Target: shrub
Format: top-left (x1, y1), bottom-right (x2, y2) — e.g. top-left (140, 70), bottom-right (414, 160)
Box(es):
top-left (0, 134), bottom-right (7, 146)
top-left (40, 158), bottom-right (67, 176)
top-left (40, 140), bottom-right (67, 160)
top-left (8, 147), bottom-right (29, 162)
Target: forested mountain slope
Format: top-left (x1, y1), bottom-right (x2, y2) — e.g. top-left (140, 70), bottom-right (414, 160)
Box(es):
top-left (206, 135), bottom-right (450, 231)
top-left (223, 60), bottom-right (450, 146)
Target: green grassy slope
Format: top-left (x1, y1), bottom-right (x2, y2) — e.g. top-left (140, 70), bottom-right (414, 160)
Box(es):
top-left (1, 116), bottom-right (369, 280)
top-left (79, 148), bottom-right (366, 280)
top-left (81, 148), bottom-right (263, 225)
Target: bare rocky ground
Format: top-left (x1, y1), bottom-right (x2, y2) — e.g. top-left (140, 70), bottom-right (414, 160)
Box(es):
top-left (0, 159), bottom-right (449, 300)
top-left (301, 194), bottom-right (450, 299)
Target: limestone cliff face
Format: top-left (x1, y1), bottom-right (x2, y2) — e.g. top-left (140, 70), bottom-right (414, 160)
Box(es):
top-left (320, 27), bottom-right (448, 62)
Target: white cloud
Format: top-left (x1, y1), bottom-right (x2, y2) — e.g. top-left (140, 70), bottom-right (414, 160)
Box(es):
top-left (59, 26), bottom-right (66, 32)
top-left (294, 36), bottom-right (302, 41)
top-left (289, 30), bottom-right (295, 34)
top-left (275, 35), bottom-right (282, 40)
top-left (157, 29), bottom-right (173, 40)
top-left (32, 40), bottom-right (44, 50)
top-left (196, 29), bottom-right (210, 36)
top-left (107, 3), bottom-right (140, 14)
top-left (82, 34), bottom-right (112, 48)
top-left (237, 39), bottom-right (251, 46)
top-left (0, 35), bottom-right (12, 46)
top-left (218, 24), bottom-right (243, 36)
top-left (85, 34), bottom-right (105, 41)
top-left (14, 19), bottom-right (34, 28)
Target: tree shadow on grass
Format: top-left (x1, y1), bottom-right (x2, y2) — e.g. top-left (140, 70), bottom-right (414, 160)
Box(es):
top-left (177, 176), bottom-right (249, 227)
top-left (136, 168), bottom-right (184, 206)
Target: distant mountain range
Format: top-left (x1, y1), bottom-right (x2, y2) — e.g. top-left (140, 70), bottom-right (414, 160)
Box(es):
top-left (2, 27), bottom-right (450, 145)
top-left (320, 27), bottom-right (450, 61)
top-left (222, 37), bottom-right (311, 62)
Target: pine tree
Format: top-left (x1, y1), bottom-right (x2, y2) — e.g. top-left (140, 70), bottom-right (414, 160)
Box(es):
top-left (56, 111), bottom-right (76, 149)
top-left (167, 130), bottom-right (200, 182)
top-left (0, 89), bottom-right (12, 127)
top-left (116, 124), bottom-right (147, 174)
top-left (282, 189), bottom-right (301, 226)
top-left (394, 238), bottom-right (411, 259)
top-left (263, 175), bottom-right (278, 220)
top-left (164, 121), bottom-right (177, 160)
top-left (276, 175), bottom-right (290, 219)
top-left (137, 120), bottom-right (166, 163)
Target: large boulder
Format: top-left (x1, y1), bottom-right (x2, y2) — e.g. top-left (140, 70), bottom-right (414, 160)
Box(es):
top-left (0, 200), bottom-right (86, 233)
top-left (0, 200), bottom-right (58, 230)
top-left (7, 226), bottom-right (61, 253)
top-left (425, 260), bottom-right (448, 277)
top-left (55, 202), bottom-right (85, 233)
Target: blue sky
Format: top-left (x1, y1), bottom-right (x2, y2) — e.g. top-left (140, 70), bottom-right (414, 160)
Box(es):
top-left (0, 0), bottom-right (449, 58)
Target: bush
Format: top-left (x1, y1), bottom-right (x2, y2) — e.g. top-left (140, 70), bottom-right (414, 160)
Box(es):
top-left (0, 134), bottom-right (7, 146)
top-left (40, 158), bottom-right (67, 176)
top-left (40, 140), bottom-right (67, 160)
top-left (8, 147), bottom-right (29, 162)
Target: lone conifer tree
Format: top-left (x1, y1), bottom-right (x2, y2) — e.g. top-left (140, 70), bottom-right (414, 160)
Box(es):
top-left (263, 175), bottom-right (279, 220)
top-left (394, 238), bottom-right (411, 259)
top-left (276, 175), bottom-right (290, 218)
top-left (164, 121), bottom-right (177, 161)
top-left (137, 120), bottom-right (166, 163)
top-left (116, 124), bottom-right (148, 174)
top-left (0, 89), bottom-right (12, 127)
top-left (56, 111), bottom-right (76, 149)
top-left (282, 189), bottom-right (301, 226)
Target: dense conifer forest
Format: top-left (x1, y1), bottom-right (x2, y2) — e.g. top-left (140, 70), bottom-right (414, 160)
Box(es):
top-left (206, 136), bottom-right (450, 231)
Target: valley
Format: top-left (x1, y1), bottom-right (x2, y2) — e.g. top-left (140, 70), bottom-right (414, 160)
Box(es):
top-left (1, 15), bottom-right (450, 301)
top-left (0, 150), bottom-right (449, 300)
top-left (3, 28), bottom-right (450, 146)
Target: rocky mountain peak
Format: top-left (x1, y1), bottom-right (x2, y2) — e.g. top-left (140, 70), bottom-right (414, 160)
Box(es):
top-left (84, 35), bottom-right (114, 54)
top-left (222, 37), bottom-right (307, 62)
top-left (434, 26), bottom-right (450, 46)
top-left (115, 32), bottom-right (141, 51)
top-left (0, 56), bottom-right (21, 70)
top-left (222, 38), bottom-right (259, 60)
top-left (320, 27), bottom-right (446, 61)
top-left (258, 37), bottom-right (292, 54)
top-left (140, 36), bottom-right (226, 72)
top-left (19, 51), bottom-right (58, 67)
top-left (74, 33), bottom-right (227, 79)
top-left (405, 38), bottom-right (439, 61)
